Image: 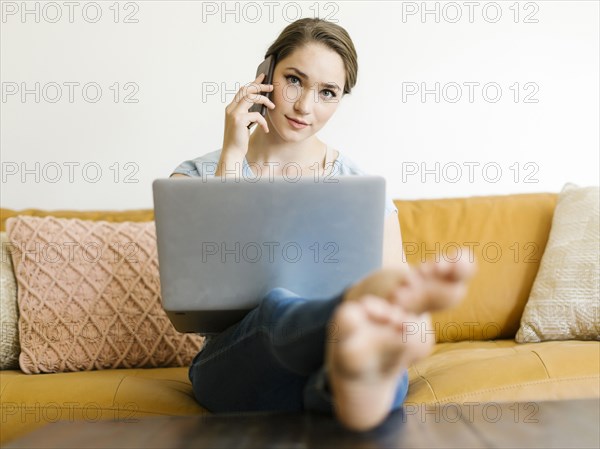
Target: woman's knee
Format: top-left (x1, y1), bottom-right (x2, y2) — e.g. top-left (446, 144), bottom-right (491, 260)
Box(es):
top-left (254, 287), bottom-right (302, 330)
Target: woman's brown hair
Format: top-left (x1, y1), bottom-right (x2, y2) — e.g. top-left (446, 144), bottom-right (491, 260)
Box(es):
top-left (265, 18), bottom-right (358, 96)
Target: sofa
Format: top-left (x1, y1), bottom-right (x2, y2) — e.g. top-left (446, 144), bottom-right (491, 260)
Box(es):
top-left (1, 190), bottom-right (598, 445)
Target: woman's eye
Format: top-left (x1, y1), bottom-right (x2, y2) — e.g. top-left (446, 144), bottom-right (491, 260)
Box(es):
top-left (285, 75), bottom-right (337, 99)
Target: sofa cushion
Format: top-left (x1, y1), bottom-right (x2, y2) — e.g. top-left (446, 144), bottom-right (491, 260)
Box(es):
top-left (2, 341), bottom-right (598, 445)
top-left (516, 184), bottom-right (599, 343)
top-left (5, 215), bottom-right (205, 373)
top-left (0, 232), bottom-right (20, 369)
top-left (1, 208), bottom-right (154, 232)
top-left (406, 340), bottom-right (600, 405)
top-left (0, 367), bottom-right (208, 444)
top-left (396, 193), bottom-right (558, 341)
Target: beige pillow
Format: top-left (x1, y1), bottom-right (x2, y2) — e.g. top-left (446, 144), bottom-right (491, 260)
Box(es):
top-left (1, 232), bottom-right (20, 369)
top-left (516, 183), bottom-right (600, 343)
top-left (6, 216), bottom-right (205, 373)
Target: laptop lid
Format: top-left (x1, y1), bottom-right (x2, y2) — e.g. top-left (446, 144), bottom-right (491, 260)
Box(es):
top-left (152, 176), bottom-right (386, 333)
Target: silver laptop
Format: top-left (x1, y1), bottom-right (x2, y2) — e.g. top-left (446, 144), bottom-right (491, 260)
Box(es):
top-left (152, 176), bottom-right (386, 334)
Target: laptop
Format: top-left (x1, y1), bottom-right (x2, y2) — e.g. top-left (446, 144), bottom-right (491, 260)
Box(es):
top-left (152, 176), bottom-right (386, 334)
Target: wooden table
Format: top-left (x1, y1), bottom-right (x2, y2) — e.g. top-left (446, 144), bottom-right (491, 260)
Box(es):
top-left (5, 399), bottom-right (599, 448)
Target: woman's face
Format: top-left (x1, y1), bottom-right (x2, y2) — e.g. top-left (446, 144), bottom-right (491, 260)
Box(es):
top-left (266, 43), bottom-right (346, 141)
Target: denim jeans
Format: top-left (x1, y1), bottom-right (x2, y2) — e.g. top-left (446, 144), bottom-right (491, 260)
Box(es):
top-left (188, 287), bottom-right (410, 414)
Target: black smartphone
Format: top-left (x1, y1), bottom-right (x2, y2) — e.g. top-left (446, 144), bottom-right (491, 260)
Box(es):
top-left (247, 54), bottom-right (276, 128)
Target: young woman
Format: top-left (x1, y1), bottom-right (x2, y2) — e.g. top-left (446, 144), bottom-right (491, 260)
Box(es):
top-left (170, 18), bottom-right (476, 431)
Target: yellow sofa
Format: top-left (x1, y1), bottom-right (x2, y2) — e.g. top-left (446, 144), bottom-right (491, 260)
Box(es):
top-left (1, 192), bottom-right (598, 444)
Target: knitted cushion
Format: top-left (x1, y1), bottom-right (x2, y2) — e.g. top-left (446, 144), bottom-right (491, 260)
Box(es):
top-left (516, 183), bottom-right (600, 342)
top-left (1, 232), bottom-right (20, 369)
top-left (5, 216), bottom-right (205, 373)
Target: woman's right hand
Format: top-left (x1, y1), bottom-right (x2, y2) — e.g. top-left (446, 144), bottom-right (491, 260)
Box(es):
top-left (222, 72), bottom-right (276, 158)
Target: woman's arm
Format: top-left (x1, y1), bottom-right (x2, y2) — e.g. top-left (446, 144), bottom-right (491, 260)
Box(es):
top-left (382, 213), bottom-right (409, 271)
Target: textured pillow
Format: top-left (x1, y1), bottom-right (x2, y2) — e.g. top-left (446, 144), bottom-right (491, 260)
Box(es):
top-left (516, 183), bottom-right (600, 343)
top-left (1, 232), bottom-right (20, 369)
top-left (6, 216), bottom-right (205, 373)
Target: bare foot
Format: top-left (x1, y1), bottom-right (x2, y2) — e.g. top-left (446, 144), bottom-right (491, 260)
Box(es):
top-left (325, 256), bottom-right (476, 431)
top-left (344, 256), bottom-right (476, 314)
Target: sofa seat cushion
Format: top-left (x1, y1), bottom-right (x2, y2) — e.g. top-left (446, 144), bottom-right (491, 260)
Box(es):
top-left (0, 367), bottom-right (207, 444)
top-left (407, 340), bottom-right (600, 405)
top-left (3, 342), bottom-right (598, 444)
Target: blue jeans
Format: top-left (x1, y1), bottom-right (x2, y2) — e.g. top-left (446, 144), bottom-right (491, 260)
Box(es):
top-left (188, 287), bottom-right (409, 414)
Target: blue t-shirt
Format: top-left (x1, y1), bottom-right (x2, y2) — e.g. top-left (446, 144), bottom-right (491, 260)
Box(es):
top-left (171, 148), bottom-right (398, 216)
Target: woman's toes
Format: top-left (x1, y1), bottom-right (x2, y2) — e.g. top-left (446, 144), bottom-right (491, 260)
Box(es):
top-left (335, 300), bottom-right (365, 337)
top-left (391, 272), bottom-right (426, 313)
top-left (434, 256), bottom-right (477, 282)
top-left (388, 305), bottom-right (409, 330)
top-left (361, 295), bottom-right (393, 323)
top-left (326, 296), bottom-right (413, 431)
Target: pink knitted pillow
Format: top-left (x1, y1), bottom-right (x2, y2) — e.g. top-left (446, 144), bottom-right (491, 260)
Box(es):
top-left (5, 216), bottom-right (205, 374)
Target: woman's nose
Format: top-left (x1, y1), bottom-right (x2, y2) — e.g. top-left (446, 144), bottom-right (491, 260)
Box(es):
top-left (292, 88), bottom-right (312, 114)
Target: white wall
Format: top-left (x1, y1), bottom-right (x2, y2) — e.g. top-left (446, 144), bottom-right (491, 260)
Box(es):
top-left (1, 0), bottom-right (598, 210)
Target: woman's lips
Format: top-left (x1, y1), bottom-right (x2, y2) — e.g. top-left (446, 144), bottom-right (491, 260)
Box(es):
top-left (286, 116), bottom-right (309, 129)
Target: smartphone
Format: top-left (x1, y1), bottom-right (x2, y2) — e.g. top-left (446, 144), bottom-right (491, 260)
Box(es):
top-left (247, 54), bottom-right (276, 129)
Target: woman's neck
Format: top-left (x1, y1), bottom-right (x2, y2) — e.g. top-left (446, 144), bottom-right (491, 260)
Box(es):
top-left (246, 129), bottom-right (326, 171)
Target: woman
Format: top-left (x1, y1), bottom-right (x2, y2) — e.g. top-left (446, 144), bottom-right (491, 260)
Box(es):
top-left (171, 17), bottom-right (475, 431)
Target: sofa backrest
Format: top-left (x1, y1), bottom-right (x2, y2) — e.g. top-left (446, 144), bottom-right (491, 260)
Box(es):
top-left (0, 209), bottom-right (154, 228)
top-left (396, 192), bottom-right (558, 342)
top-left (2, 191), bottom-right (558, 342)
